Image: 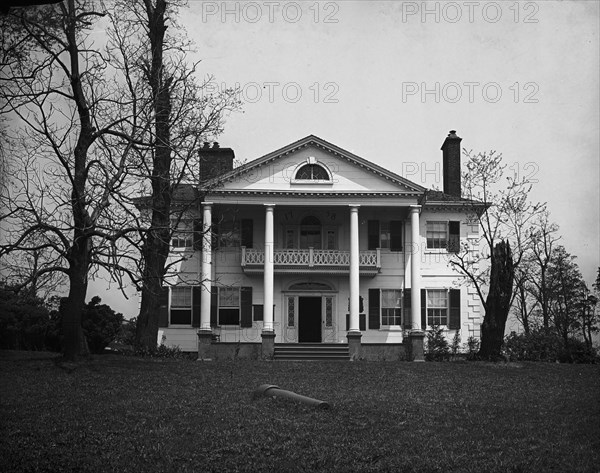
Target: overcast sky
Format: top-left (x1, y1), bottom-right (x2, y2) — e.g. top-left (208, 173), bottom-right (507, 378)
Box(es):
top-left (90, 0), bottom-right (599, 317)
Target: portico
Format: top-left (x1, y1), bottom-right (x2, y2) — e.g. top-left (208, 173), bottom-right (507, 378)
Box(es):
top-left (198, 198), bottom-right (424, 356)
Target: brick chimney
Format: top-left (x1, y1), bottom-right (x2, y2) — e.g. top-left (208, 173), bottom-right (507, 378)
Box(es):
top-left (440, 130), bottom-right (462, 197)
top-left (199, 141), bottom-right (234, 182)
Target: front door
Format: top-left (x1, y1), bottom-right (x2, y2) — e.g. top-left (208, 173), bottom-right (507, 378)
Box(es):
top-left (298, 296), bottom-right (322, 343)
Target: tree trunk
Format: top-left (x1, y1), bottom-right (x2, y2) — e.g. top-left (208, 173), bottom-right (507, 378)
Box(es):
top-left (136, 230), bottom-right (170, 349)
top-left (479, 240), bottom-right (514, 360)
top-left (60, 0), bottom-right (95, 361)
top-left (135, 0), bottom-right (172, 350)
top-left (518, 284), bottom-right (530, 335)
top-left (62, 238), bottom-right (90, 360)
top-left (541, 266), bottom-right (549, 328)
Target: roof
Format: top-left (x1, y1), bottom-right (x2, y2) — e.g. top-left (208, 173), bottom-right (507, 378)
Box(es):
top-left (202, 134), bottom-right (427, 195)
top-left (422, 189), bottom-right (488, 209)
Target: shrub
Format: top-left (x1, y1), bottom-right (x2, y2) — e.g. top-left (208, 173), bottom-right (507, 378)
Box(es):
top-left (134, 344), bottom-right (188, 359)
top-left (81, 296), bottom-right (124, 354)
top-left (425, 324), bottom-right (450, 361)
top-left (114, 317), bottom-right (137, 346)
top-left (465, 336), bottom-right (480, 361)
top-left (503, 328), bottom-right (563, 362)
top-left (0, 287), bottom-right (51, 351)
top-left (558, 338), bottom-right (598, 364)
top-left (48, 296), bottom-right (124, 354)
top-left (503, 329), bottom-right (598, 363)
top-left (451, 330), bottom-right (461, 358)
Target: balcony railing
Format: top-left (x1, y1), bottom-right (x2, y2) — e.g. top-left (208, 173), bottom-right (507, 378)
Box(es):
top-left (241, 247), bottom-right (381, 274)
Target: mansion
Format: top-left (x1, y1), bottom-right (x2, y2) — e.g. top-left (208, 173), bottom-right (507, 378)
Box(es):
top-left (156, 131), bottom-right (483, 360)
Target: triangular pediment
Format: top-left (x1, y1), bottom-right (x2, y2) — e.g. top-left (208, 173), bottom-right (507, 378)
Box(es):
top-left (204, 135), bottom-right (426, 196)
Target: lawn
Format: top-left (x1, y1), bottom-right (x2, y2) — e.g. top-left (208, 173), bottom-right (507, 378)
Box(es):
top-left (1, 352), bottom-right (599, 473)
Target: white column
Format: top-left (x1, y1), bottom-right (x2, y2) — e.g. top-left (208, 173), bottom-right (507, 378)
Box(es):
top-left (200, 202), bottom-right (213, 330)
top-left (410, 205), bottom-right (422, 331)
top-left (263, 204), bottom-right (275, 332)
top-left (349, 204), bottom-right (360, 332)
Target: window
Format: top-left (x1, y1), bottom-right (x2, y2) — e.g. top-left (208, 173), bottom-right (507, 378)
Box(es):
top-left (285, 228), bottom-right (297, 249)
top-left (381, 289), bottom-right (402, 326)
top-left (380, 222), bottom-right (391, 249)
top-left (426, 221), bottom-right (460, 252)
top-left (427, 289), bottom-right (448, 326)
top-left (217, 219), bottom-right (240, 248)
top-left (325, 297), bottom-right (333, 327)
top-left (325, 228), bottom-right (337, 250)
top-left (295, 164), bottom-right (329, 180)
top-left (171, 287), bottom-right (192, 325)
top-left (427, 221), bottom-right (447, 249)
top-left (287, 296), bottom-right (295, 327)
top-left (368, 220), bottom-right (402, 251)
top-left (219, 287), bottom-right (240, 325)
top-left (299, 216), bottom-right (321, 249)
top-left (171, 220), bottom-right (193, 249)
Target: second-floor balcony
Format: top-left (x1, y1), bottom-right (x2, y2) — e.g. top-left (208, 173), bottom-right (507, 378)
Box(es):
top-left (241, 247), bottom-right (381, 276)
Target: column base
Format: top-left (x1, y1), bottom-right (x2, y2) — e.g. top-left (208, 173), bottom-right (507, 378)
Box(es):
top-left (347, 331), bottom-right (362, 361)
top-left (407, 330), bottom-right (426, 362)
top-left (261, 331), bottom-right (276, 360)
top-left (197, 329), bottom-right (213, 361)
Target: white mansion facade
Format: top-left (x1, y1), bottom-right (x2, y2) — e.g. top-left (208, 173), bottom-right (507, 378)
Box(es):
top-left (156, 132), bottom-right (482, 359)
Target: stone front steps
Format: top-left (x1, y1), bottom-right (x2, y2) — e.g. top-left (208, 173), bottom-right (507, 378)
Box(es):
top-left (273, 343), bottom-right (350, 361)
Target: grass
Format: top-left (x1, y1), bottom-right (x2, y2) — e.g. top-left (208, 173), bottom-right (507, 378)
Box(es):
top-left (1, 351), bottom-right (599, 473)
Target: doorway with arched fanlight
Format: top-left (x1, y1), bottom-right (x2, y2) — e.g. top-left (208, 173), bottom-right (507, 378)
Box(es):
top-left (284, 281), bottom-right (337, 343)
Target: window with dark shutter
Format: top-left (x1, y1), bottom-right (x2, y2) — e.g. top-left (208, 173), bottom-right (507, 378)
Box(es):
top-left (448, 221), bottom-right (460, 253)
top-left (158, 287), bottom-right (169, 327)
top-left (240, 287), bottom-right (253, 328)
top-left (192, 286), bottom-right (201, 327)
top-left (210, 286), bottom-right (218, 327)
top-left (170, 287), bottom-right (192, 325)
top-left (253, 304), bottom-right (264, 321)
top-left (449, 289), bottom-right (461, 330)
top-left (403, 288), bottom-right (411, 330)
top-left (241, 219), bottom-right (253, 248)
top-left (390, 221), bottom-right (403, 251)
top-left (193, 219), bottom-right (203, 251)
top-left (218, 287), bottom-right (240, 325)
top-left (421, 289), bottom-right (427, 329)
top-left (368, 220), bottom-right (379, 250)
top-left (368, 288), bottom-right (380, 330)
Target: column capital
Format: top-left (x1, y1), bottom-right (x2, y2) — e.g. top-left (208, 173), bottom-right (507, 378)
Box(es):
top-left (202, 201), bottom-right (213, 207)
top-left (409, 204), bottom-right (422, 213)
top-left (349, 204), bottom-right (361, 210)
top-left (264, 203), bottom-right (276, 209)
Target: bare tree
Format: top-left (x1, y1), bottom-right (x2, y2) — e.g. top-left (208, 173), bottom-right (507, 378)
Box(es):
top-left (527, 210), bottom-right (561, 328)
top-left (512, 259), bottom-right (538, 334)
top-left (105, 0), bottom-right (241, 349)
top-left (450, 150), bottom-right (543, 359)
top-left (0, 1), bottom-right (142, 359)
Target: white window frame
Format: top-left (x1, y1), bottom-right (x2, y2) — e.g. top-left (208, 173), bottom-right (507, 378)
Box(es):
top-left (426, 221), bottom-right (449, 250)
top-left (170, 286), bottom-right (192, 326)
top-left (218, 287), bottom-right (241, 326)
top-left (381, 289), bottom-right (402, 327)
top-left (426, 289), bottom-right (449, 327)
top-left (290, 158), bottom-right (334, 185)
top-left (171, 220), bottom-right (194, 250)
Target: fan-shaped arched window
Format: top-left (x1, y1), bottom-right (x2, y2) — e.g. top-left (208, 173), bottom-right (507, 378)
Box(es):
top-left (300, 216), bottom-right (321, 226)
top-left (288, 282), bottom-right (333, 291)
top-left (295, 164), bottom-right (330, 180)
